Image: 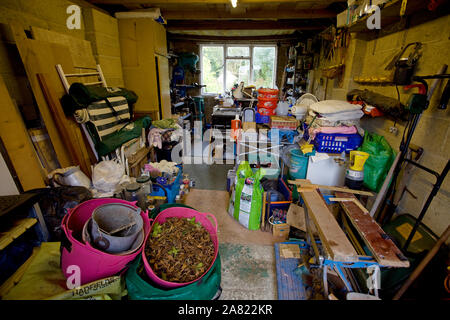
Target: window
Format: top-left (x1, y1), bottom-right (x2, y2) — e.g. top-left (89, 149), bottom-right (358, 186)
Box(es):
top-left (200, 44), bottom-right (277, 94)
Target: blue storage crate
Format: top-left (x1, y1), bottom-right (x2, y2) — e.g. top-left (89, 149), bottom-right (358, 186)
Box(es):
top-left (279, 178), bottom-right (292, 201)
top-left (302, 122), bottom-right (362, 153)
top-left (150, 165), bottom-right (183, 203)
top-left (255, 112), bottom-right (270, 124)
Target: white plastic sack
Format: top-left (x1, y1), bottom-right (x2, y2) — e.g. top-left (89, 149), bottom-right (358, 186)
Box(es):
top-left (92, 160), bottom-right (126, 193)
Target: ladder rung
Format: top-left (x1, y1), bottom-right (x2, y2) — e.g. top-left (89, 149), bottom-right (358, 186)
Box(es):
top-left (65, 72), bottom-right (100, 77)
top-left (84, 81), bottom-right (103, 86)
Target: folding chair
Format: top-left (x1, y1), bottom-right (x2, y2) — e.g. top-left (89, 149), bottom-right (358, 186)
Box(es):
top-left (56, 64), bottom-right (146, 175)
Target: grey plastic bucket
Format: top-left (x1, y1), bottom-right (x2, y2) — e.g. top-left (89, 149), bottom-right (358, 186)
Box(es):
top-left (90, 203), bottom-right (143, 254)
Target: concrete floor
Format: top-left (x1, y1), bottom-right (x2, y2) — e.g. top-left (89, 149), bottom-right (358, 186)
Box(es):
top-left (183, 163), bottom-right (234, 191)
top-left (184, 163), bottom-right (281, 300)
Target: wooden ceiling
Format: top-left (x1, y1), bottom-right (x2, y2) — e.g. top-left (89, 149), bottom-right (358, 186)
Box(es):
top-left (87, 0), bottom-right (346, 38)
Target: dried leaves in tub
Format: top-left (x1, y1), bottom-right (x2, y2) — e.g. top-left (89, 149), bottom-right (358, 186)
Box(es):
top-left (145, 217), bottom-right (215, 283)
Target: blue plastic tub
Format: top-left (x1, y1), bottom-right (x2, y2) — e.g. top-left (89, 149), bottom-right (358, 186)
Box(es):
top-left (150, 165), bottom-right (183, 203)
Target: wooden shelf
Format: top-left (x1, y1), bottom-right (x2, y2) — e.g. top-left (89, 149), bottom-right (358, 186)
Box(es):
top-left (347, 0), bottom-right (430, 33)
top-left (0, 218), bottom-right (37, 250)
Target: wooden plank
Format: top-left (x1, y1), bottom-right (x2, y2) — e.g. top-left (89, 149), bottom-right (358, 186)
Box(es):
top-left (0, 218), bottom-right (37, 250)
top-left (261, 191), bottom-right (267, 229)
top-left (167, 33), bottom-right (303, 42)
top-left (118, 18), bottom-right (160, 113)
top-left (12, 25), bottom-right (94, 175)
top-left (167, 20), bottom-right (326, 31)
top-left (329, 197), bottom-right (369, 214)
top-left (162, 9), bottom-right (337, 20)
top-left (0, 76), bottom-right (46, 191)
top-left (335, 192), bottom-right (410, 268)
top-left (28, 128), bottom-right (60, 174)
top-left (37, 73), bottom-right (91, 176)
top-left (301, 189), bottom-right (359, 262)
top-left (91, 0), bottom-right (331, 4)
top-left (288, 179), bottom-right (374, 197)
top-left (31, 27), bottom-right (99, 92)
top-left (30, 27), bottom-right (97, 68)
top-left (156, 55), bottom-right (172, 119)
top-left (11, 25), bottom-right (72, 168)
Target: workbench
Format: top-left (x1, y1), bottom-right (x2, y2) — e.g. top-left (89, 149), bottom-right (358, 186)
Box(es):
top-left (288, 180), bottom-right (410, 298)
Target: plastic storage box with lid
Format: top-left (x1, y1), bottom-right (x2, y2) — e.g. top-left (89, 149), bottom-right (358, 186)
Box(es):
top-left (302, 123), bottom-right (362, 153)
top-left (149, 165), bottom-right (183, 203)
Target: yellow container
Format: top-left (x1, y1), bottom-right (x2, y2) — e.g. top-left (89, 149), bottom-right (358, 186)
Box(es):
top-left (301, 143), bottom-right (314, 154)
top-left (349, 151), bottom-right (369, 171)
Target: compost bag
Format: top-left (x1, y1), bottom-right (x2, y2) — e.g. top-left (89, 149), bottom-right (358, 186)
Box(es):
top-left (228, 161), bottom-right (252, 218)
top-left (232, 162), bottom-right (265, 230)
top-left (126, 254), bottom-right (221, 300)
top-left (359, 132), bottom-right (396, 192)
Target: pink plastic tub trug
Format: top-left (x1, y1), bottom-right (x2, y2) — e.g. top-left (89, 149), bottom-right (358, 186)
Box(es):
top-left (61, 198), bottom-right (150, 286)
top-left (142, 207), bottom-right (219, 288)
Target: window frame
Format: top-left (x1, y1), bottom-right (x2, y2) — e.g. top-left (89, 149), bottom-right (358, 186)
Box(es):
top-left (200, 43), bottom-right (277, 95)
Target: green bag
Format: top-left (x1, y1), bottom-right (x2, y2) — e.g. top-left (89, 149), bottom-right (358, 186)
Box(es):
top-left (232, 161), bottom-right (253, 220)
top-left (234, 163), bottom-right (265, 230)
top-left (149, 203), bottom-right (194, 220)
top-left (69, 82), bottom-right (138, 107)
top-left (125, 254), bottom-right (222, 300)
top-left (359, 132), bottom-right (397, 192)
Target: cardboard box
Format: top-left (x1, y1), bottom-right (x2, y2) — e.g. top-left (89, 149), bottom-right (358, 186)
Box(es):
top-left (286, 203), bottom-right (306, 232)
top-left (269, 116), bottom-right (299, 130)
top-left (272, 223), bottom-right (290, 240)
top-left (242, 121), bottom-right (257, 131)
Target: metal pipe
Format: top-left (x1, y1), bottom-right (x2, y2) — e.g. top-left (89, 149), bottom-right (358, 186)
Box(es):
top-left (413, 74), bottom-right (450, 80)
top-left (403, 159), bottom-right (450, 251)
top-left (403, 158), bottom-right (440, 179)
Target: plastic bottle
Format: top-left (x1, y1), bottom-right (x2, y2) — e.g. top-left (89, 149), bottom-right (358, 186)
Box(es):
top-left (231, 114), bottom-right (241, 141)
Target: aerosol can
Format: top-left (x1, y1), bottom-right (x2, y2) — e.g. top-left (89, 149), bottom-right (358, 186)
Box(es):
top-left (345, 151), bottom-right (370, 190)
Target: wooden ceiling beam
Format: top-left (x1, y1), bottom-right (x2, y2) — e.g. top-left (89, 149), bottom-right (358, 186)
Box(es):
top-left (166, 20), bottom-right (326, 30)
top-left (89, 0), bottom-right (328, 4)
top-left (162, 9), bottom-right (336, 19)
top-left (167, 33), bottom-right (305, 42)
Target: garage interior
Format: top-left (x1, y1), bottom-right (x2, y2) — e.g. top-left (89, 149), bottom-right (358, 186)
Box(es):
top-left (0, 0), bottom-right (449, 302)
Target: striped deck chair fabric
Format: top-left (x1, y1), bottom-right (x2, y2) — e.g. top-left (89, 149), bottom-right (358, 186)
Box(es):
top-left (86, 96), bottom-right (131, 141)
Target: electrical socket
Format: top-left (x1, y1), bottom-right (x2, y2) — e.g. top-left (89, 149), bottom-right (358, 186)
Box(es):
top-left (389, 126), bottom-right (398, 135)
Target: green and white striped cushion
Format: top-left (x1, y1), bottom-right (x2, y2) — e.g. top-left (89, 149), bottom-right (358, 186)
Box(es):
top-left (87, 96), bottom-right (131, 141)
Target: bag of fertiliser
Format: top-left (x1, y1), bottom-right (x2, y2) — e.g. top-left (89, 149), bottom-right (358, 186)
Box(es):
top-left (233, 163), bottom-right (265, 230)
top-left (229, 161), bottom-right (252, 218)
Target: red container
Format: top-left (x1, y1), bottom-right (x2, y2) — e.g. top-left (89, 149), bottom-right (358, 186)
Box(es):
top-left (142, 207), bottom-right (219, 288)
top-left (257, 98), bottom-right (278, 110)
top-left (258, 88), bottom-right (279, 99)
top-left (258, 107), bottom-right (276, 116)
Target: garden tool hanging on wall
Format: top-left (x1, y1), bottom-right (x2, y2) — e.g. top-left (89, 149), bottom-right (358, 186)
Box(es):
top-left (385, 42), bottom-right (422, 85)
